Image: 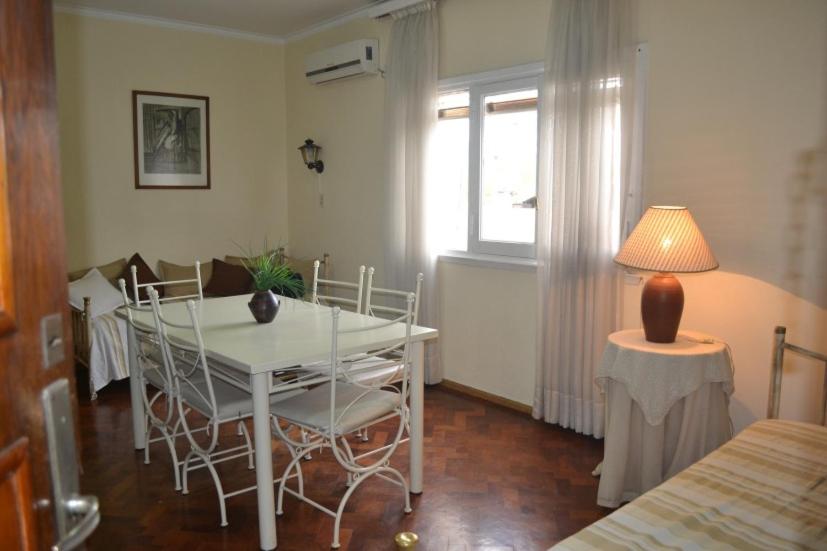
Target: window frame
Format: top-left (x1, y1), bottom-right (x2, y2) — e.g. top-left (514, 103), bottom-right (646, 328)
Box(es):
top-left (438, 62), bottom-right (544, 259)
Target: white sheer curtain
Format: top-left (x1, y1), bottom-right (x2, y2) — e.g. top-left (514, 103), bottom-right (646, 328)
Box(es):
top-left (533, 0), bottom-right (641, 437)
top-left (383, 1), bottom-right (442, 383)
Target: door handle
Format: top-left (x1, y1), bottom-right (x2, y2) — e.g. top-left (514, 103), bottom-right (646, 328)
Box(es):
top-left (43, 379), bottom-right (100, 550)
top-left (51, 494), bottom-right (100, 551)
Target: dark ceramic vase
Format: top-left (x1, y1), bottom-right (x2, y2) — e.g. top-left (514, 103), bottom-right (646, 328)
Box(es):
top-left (248, 290), bottom-right (280, 323)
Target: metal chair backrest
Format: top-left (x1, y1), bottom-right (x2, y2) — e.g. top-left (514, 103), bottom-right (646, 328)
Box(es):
top-left (364, 268), bottom-right (423, 325)
top-left (311, 260), bottom-right (366, 313)
top-left (768, 325), bottom-right (827, 426)
top-left (130, 261), bottom-right (205, 306)
top-left (327, 294), bottom-right (415, 473)
top-left (117, 278), bottom-right (175, 426)
top-left (148, 288), bottom-right (220, 455)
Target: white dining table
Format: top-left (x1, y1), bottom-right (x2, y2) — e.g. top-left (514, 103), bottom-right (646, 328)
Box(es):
top-left (118, 294), bottom-right (438, 550)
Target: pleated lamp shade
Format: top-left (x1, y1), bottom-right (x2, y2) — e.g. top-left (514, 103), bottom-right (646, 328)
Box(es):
top-left (614, 206), bottom-right (718, 273)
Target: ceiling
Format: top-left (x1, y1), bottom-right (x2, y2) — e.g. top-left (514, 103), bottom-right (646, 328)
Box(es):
top-left (55, 0), bottom-right (380, 39)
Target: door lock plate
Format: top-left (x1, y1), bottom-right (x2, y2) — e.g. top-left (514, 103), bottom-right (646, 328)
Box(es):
top-left (40, 313), bottom-right (64, 369)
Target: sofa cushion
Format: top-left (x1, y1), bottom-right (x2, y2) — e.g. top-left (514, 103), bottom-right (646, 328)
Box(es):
top-left (68, 258), bottom-right (127, 284)
top-left (68, 268), bottom-right (124, 317)
top-left (119, 253), bottom-right (163, 302)
top-left (204, 258), bottom-right (252, 297)
top-left (223, 254), bottom-right (249, 267)
top-left (158, 260), bottom-right (213, 298)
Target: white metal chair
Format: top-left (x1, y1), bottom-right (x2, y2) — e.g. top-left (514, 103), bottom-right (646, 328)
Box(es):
top-left (147, 288), bottom-right (305, 527)
top-left (347, 269), bottom-right (425, 445)
top-left (310, 260), bottom-right (366, 313)
top-left (129, 261), bottom-right (204, 306)
top-left (117, 278), bottom-right (184, 490)
top-left (364, 267), bottom-right (423, 325)
top-left (115, 263), bottom-right (209, 489)
top-left (270, 296), bottom-right (416, 549)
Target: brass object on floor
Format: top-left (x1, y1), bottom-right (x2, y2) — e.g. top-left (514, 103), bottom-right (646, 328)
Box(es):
top-left (394, 531), bottom-right (419, 549)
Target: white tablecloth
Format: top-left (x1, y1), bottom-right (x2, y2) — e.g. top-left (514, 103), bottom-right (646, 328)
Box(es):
top-left (596, 330), bottom-right (734, 508)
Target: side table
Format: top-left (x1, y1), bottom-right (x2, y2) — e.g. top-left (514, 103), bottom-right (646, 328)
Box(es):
top-left (596, 329), bottom-right (734, 508)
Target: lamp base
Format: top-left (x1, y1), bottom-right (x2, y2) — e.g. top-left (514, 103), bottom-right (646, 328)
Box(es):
top-left (641, 273), bottom-right (684, 343)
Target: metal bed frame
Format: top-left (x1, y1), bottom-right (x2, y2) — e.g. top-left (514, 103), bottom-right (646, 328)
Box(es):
top-left (70, 297), bottom-right (95, 398)
top-left (768, 325), bottom-right (827, 426)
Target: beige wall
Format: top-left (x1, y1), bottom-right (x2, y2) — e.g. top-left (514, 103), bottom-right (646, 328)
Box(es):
top-left (632, 0), bottom-right (827, 429)
top-left (639, 0), bottom-right (827, 309)
top-left (55, 12), bottom-right (289, 271)
top-left (284, 0), bottom-right (550, 407)
top-left (285, 0), bottom-right (827, 431)
top-left (284, 18), bottom-right (390, 278)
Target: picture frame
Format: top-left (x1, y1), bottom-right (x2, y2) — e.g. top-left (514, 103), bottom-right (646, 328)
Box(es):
top-left (132, 91), bottom-right (210, 190)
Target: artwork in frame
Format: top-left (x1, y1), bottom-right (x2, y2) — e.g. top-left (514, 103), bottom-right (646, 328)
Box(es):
top-left (132, 91), bottom-right (210, 189)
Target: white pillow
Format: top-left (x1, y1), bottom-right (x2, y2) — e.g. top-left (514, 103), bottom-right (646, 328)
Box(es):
top-left (68, 268), bottom-right (125, 318)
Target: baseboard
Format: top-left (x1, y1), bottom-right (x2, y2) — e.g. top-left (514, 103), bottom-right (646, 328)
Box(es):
top-left (438, 379), bottom-right (533, 415)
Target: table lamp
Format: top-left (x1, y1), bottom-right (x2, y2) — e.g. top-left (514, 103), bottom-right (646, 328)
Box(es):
top-left (614, 206), bottom-right (718, 343)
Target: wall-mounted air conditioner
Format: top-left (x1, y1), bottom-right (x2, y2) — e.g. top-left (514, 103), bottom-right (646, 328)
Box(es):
top-left (304, 39), bottom-right (379, 84)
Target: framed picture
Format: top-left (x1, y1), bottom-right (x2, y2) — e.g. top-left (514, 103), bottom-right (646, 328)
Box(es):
top-left (132, 91), bottom-right (210, 189)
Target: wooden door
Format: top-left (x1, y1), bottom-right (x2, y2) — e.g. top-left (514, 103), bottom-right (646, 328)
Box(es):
top-left (0, 1), bottom-right (88, 549)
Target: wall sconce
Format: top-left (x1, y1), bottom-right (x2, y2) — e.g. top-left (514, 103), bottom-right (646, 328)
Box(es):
top-left (298, 139), bottom-right (324, 174)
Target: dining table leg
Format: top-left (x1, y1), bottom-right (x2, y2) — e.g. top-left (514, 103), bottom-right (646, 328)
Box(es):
top-left (252, 371), bottom-right (277, 550)
top-left (409, 341), bottom-right (424, 494)
top-left (127, 322), bottom-right (146, 450)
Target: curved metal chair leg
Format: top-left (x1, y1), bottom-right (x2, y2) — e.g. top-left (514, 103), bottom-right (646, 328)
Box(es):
top-left (202, 456), bottom-right (229, 527)
top-left (301, 429), bottom-right (312, 460)
top-left (238, 420), bottom-right (254, 470)
top-left (159, 427), bottom-right (182, 491)
top-left (330, 466), bottom-right (412, 549)
top-left (181, 450), bottom-right (196, 495)
top-left (277, 442), bottom-right (324, 515)
top-left (144, 422), bottom-right (153, 465)
top-left (331, 471), bottom-right (373, 549)
top-left (339, 437), bottom-right (356, 487)
top-left (382, 466), bottom-right (412, 513)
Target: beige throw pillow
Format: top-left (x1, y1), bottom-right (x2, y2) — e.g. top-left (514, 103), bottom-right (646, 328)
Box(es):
top-left (68, 258), bottom-right (128, 284)
top-left (158, 260), bottom-right (213, 298)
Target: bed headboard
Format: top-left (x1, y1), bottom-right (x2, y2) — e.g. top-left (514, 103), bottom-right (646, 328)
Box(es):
top-left (768, 326), bottom-right (827, 426)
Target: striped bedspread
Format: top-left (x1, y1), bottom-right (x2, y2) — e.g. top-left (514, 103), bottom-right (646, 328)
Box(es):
top-left (552, 419), bottom-right (827, 550)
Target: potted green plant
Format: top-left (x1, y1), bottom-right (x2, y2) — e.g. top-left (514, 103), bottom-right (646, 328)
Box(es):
top-left (237, 243), bottom-right (304, 323)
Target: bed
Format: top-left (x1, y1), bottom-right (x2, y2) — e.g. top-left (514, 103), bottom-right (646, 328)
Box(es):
top-left (552, 327), bottom-right (827, 550)
top-left (69, 259), bottom-right (130, 399)
top-left (70, 287), bottom-right (131, 400)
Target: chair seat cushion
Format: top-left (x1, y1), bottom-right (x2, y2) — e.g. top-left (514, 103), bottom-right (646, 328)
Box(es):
top-left (269, 382), bottom-right (400, 435)
top-left (180, 369), bottom-right (304, 421)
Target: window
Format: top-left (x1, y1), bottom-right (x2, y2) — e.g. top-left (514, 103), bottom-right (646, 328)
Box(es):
top-left (432, 65), bottom-right (542, 258)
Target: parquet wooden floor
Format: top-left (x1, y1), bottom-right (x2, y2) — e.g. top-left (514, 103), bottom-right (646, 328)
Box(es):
top-left (76, 374), bottom-right (609, 551)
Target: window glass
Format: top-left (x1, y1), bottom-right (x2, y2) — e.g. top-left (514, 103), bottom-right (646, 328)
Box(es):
top-left (432, 91), bottom-right (470, 251)
top-left (479, 88), bottom-right (538, 244)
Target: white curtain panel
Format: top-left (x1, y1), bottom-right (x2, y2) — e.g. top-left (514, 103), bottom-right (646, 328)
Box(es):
top-left (534, 0), bottom-right (641, 437)
top-left (382, 1), bottom-right (442, 383)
